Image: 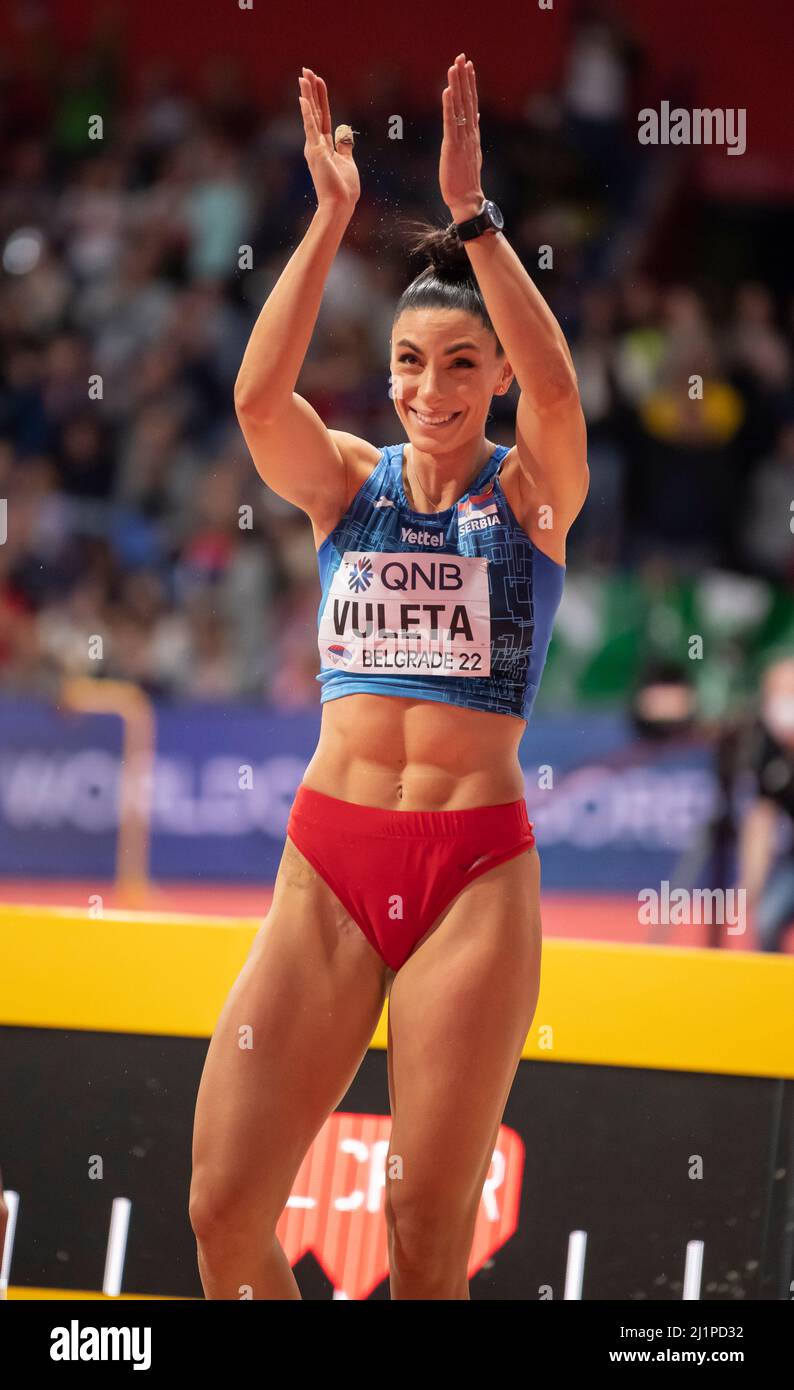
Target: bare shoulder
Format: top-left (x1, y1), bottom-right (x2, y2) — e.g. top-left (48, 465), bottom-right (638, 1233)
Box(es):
top-left (309, 431), bottom-right (383, 551)
top-left (498, 445), bottom-right (567, 567)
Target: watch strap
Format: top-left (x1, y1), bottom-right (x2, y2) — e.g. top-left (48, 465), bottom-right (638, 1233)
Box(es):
top-left (454, 200), bottom-right (501, 242)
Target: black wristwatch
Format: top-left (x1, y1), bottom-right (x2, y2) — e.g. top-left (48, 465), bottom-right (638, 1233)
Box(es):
top-left (454, 198), bottom-right (504, 241)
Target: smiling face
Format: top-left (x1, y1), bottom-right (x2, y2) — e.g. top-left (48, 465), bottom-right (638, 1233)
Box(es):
top-left (390, 308), bottom-right (513, 448)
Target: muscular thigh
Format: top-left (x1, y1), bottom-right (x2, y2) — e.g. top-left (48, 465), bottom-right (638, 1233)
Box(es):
top-left (191, 835), bottom-right (390, 1222)
top-left (386, 848), bottom-right (541, 1203)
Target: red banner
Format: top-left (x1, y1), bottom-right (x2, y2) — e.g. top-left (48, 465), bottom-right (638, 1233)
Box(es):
top-left (276, 1111), bottom-right (525, 1299)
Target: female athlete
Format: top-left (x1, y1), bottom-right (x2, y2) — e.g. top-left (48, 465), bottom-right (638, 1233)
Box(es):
top-left (190, 53), bottom-right (588, 1300)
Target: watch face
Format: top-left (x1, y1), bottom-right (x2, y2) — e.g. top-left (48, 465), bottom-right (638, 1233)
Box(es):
top-left (485, 200), bottom-right (504, 229)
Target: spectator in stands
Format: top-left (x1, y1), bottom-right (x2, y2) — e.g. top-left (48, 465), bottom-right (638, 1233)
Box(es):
top-left (740, 420), bottom-right (794, 581)
top-left (739, 656), bottom-right (794, 951)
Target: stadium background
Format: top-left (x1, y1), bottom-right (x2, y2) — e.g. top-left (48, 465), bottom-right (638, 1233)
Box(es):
top-left (1, 0), bottom-right (793, 1302)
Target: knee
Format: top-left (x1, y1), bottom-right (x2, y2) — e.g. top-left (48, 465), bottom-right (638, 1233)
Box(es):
top-left (189, 1179), bottom-right (232, 1245)
top-left (189, 1176), bottom-right (268, 1248)
top-left (385, 1182), bottom-right (473, 1281)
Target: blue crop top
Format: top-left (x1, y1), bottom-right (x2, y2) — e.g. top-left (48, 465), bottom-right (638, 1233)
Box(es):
top-left (315, 442), bottom-right (565, 721)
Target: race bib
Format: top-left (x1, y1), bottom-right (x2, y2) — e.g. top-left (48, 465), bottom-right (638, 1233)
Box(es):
top-left (319, 550), bottom-right (491, 677)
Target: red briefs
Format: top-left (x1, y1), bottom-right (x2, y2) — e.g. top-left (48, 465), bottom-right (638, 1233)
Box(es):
top-left (286, 784), bottom-right (536, 972)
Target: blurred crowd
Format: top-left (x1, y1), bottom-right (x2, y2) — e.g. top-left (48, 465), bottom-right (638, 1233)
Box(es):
top-left (0, 20), bottom-right (792, 708)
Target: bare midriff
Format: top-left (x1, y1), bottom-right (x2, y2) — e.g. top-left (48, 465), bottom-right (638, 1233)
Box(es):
top-left (300, 692), bottom-right (528, 811)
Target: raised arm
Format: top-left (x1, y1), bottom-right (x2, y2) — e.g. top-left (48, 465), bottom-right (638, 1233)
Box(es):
top-left (234, 69), bottom-right (365, 522)
top-left (439, 55), bottom-right (589, 536)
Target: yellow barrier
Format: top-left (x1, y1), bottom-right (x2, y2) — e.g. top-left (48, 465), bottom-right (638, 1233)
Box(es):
top-left (2, 902), bottom-right (793, 1077)
top-left (8, 1287), bottom-right (181, 1300)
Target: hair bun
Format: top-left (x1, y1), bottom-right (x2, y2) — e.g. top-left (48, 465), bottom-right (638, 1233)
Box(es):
top-left (393, 216), bottom-right (503, 356)
top-left (400, 217), bottom-right (472, 279)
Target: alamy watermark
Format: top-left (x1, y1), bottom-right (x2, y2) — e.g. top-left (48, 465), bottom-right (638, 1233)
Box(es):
top-left (638, 881), bottom-right (746, 935)
top-left (638, 102), bottom-right (746, 156)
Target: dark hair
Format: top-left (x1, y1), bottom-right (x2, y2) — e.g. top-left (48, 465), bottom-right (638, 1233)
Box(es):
top-left (393, 218), bottom-right (504, 356)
